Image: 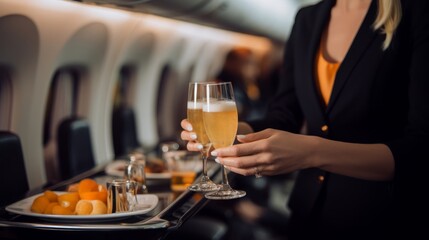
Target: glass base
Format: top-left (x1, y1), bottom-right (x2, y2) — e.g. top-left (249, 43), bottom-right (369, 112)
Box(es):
top-left (188, 178), bottom-right (220, 192)
top-left (204, 185), bottom-right (246, 200)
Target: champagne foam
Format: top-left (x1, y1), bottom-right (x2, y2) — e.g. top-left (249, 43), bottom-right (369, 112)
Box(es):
top-left (203, 101), bottom-right (236, 112)
top-left (187, 101), bottom-right (203, 109)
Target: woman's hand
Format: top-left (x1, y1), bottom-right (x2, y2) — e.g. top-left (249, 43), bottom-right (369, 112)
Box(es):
top-left (180, 119), bottom-right (203, 151)
top-left (180, 120), bottom-right (255, 152)
top-left (212, 128), bottom-right (317, 177)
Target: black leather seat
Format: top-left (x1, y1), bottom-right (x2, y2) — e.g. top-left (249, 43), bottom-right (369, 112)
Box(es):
top-left (0, 131), bottom-right (29, 207)
top-left (111, 105), bottom-right (140, 157)
top-left (57, 116), bottom-right (95, 180)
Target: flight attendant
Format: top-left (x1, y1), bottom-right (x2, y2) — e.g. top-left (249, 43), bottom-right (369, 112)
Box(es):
top-left (181, 0), bottom-right (429, 238)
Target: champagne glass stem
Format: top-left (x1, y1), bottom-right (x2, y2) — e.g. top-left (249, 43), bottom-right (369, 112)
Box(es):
top-left (188, 144), bottom-right (219, 192)
top-left (201, 146), bottom-right (210, 180)
top-left (221, 165), bottom-right (229, 186)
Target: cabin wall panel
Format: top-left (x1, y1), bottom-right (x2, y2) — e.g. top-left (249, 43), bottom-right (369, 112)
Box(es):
top-left (0, 0), bottom-right (275, 189)
top-left (0, 0), bottom-right (146, 187)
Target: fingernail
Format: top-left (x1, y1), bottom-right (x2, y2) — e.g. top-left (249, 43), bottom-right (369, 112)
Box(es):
top-left (186, 125), bottom-right (193, 131)
top-left (215, 158), bottom-right (220, 163)
top-left (237, 135), bottom-right (245, 140)
top-left (190, 133), bottom-right (197, 140)
top-left (197, 144), bottom-right (203, 150)
top-left (211, 151), bottom-right (218, 157)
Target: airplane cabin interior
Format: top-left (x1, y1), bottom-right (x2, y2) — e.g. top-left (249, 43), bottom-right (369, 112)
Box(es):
top-left (1, 0), bottom-right (321, 239)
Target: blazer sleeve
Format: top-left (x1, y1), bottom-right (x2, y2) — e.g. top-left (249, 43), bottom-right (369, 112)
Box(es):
top-left (384, 0), bottom-right (429, 203)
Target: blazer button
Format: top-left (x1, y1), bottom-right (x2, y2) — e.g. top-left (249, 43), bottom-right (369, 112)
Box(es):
top-left (321, 125), bottom-right (328, 132)
top-left (318, 175), bottom-right (325, 183)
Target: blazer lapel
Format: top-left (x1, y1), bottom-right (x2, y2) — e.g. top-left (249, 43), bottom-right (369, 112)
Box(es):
top-left (304, 0), bottom-right (334, 120)
top-left (326, 0), bottom-right (378, 113)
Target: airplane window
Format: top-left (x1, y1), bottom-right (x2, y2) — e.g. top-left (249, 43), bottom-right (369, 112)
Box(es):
top-left (156, 64), bottom-right (182, 144)
top-left (155, 63), bottom-right (205, 150)
top-left (113, 66), bottom-right (134, 108)
top-left (0, 67), bottom-right (12, 130)
top-left (43, 68), bottom-right (80, 183)
top-left (111, 65), bottom-right (141, 157)
top-left (176, 64), bottom-right (193, 122)
top-left (43, 69), bottom-right (79, 145)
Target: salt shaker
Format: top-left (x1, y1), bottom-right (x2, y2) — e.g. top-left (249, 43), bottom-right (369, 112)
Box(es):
top-left (107, 179), bottom-right (138, 213)
top-left (124, 153), bottom-right (148, 194)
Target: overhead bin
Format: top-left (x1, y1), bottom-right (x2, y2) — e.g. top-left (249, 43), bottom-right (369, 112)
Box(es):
top-left (78, 0), bottom-right (320, 42)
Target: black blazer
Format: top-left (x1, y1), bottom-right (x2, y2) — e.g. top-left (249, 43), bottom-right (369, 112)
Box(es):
top-left (249, 0), bottom-right (429, 237)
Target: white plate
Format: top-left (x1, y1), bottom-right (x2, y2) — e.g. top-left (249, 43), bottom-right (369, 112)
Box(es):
top-left (6, 192), bottom-right (158, 223)
top-left (105, 160), bottom-right (171, 179)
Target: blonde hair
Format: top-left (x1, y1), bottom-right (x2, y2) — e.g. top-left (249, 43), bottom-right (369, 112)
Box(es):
top-left (373, 0), bottom-right (402, 50)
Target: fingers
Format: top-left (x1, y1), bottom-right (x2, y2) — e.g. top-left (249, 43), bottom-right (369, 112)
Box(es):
top-left (212, 139), bottom-right (264, 158)
top-left (211, 135), bottom-right (273, 176)
top-left (180, 119), bottom-right (202, 151)
top-left (180, 129), bottom-right (197, 141)
top-left (211, 129), bottom-right (274, 167)
top-left (215, 153), bottom-right (263, 170)
top-left (220, 156), bottom-right (278, 177)
top-left (180, 119), bottom-right (193, 131)
top-left (180, 130), bottom-right (202, 151)
top-left (236, 128), bottom-right (273, 143)
top-left (186, 141), bottom-right (203, 151)
top-left (210, 129), bottom-right (284, 177)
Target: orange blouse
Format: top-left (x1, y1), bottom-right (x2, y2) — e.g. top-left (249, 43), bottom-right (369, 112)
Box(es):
top-left (316, 47), bottom-right (340, 106)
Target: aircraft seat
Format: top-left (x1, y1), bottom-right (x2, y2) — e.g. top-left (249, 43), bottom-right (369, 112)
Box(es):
top-left (57, 116), bottom-right (95, 180)
top-left (0, 131), bottom-right (29, 207)
top-left (112, 105), bottom-right (141, 158)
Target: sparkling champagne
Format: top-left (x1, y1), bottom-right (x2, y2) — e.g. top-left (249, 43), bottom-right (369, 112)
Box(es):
top-left (187, 102), bottom-right (210, 146)
top-left (202, 100), bottom-right (238, 149)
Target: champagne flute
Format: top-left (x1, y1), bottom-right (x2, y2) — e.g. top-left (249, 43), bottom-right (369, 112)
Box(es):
top-left (203, 82), bottom-right (246, 200)
top-left (187, 82), bottom-right (220, 192)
